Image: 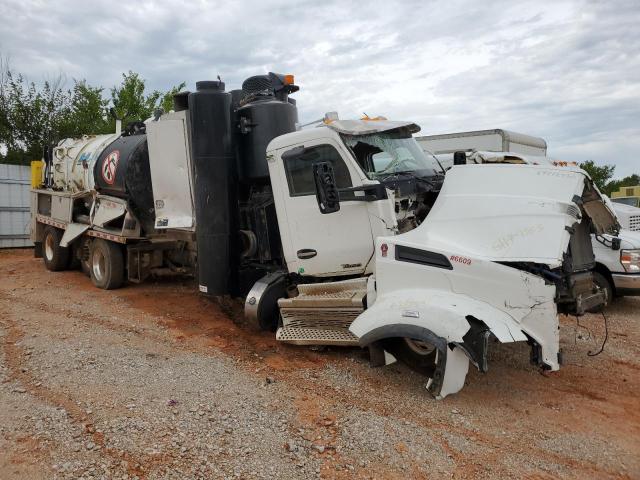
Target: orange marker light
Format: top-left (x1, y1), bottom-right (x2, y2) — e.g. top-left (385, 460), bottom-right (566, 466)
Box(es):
top-left (283, 74), bottom-right (295, 85)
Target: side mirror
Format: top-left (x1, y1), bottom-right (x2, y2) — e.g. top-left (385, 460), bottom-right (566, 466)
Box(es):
top-left (313, 162), bottom-right (340, 214)
top-left (453, 151), bottom-right (467, 166)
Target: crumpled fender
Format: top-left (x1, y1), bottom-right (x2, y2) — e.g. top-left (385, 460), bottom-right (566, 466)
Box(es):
top-left (350, 288), bottom-right (527, 345)
top-left (350, 289), bottom-right (531, 399)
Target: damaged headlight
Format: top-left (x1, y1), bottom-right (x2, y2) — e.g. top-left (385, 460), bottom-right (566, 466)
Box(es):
top-left (621, 249), bottom-right (640, 273)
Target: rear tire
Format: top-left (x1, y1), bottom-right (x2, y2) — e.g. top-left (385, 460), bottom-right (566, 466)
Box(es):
top-left (385, 337), bottom-right (439, 376)
top-left (89, 239), bottom-right (125, 290)
top-left (590, 271), bottom-right (613, 312)
top-left (79, 238), bottom-right (92, 277)
top-left (67, 242), bottom-right (81, 270)
top-left (42, 226), bottom-right (69, 272)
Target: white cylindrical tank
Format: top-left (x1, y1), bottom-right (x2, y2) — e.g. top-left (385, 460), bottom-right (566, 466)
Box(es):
top-left (51, 133), bottom-right (118, 192)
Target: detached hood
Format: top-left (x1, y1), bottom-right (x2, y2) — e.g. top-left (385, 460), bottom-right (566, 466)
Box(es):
top-left (398, 164), bottom-right (618, 267)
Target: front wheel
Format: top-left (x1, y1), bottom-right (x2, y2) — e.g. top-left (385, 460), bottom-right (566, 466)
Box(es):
top-left (385, 337), bottom-right (439, 376)
top-left (590, 271), bottom-right (613, 312)
top-left (89, 239), bottom-right (125, 290)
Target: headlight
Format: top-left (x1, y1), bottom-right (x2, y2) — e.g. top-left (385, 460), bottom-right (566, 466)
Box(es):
top-left (620, 249), bottom-right (640, 273)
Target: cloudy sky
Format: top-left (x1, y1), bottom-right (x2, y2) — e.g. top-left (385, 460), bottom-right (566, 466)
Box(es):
top-left (1, 0), bottom-right (638, 176)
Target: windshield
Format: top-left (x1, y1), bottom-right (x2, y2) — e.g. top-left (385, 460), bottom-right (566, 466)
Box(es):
top-left (342, 132), bottom-right (443, 180)
top-left (611, 197), bottom-right (640, 207)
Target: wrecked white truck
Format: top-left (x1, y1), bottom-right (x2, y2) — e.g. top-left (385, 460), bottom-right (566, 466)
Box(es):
top-left (31, 73), bottom-right (618, 398)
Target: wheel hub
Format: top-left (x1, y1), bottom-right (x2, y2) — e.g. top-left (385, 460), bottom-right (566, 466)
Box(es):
top-left (44, 234), bottom-right (54, 261)
top-left (92, 249), bottom-right (106, 282)
top-left (404, 338), bottom-right (436, 355)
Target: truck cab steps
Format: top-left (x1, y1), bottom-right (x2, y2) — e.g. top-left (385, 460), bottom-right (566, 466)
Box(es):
top-left (276, 278), bottom-right (367, 346)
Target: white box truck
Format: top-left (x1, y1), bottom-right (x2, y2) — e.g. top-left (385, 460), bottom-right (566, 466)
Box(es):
top-left (417, 129), bottom-right (547, 159)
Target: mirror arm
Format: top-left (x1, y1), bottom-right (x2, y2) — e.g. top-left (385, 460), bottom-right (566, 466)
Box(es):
top-left (338, 184), bottom-right (388, 202)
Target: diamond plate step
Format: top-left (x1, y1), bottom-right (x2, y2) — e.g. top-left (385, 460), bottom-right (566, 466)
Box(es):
top-left (276, 326), bottom-right (359, 346)
top-left (276, 278), bottom-right (367, 346)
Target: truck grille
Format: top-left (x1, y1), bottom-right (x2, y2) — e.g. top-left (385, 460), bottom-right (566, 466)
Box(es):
top-left (630, 215), bottom-right (640, 231)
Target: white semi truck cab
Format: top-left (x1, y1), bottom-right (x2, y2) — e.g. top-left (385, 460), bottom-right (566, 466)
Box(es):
top-left (32, 75), bottom-right (618, 398)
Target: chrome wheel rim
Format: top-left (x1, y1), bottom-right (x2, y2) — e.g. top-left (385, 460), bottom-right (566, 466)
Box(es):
top-left (45, 234), bottom-right (55, 261)
top-left (92, 249), bottom-right (106, 282)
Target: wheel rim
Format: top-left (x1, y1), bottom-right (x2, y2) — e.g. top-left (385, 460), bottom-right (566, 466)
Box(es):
top-left (92, 249), bottom-right (106, 282)
top-left (404, 338), bottom-right (436, 355)
top-left (44, 234), bottom-right (55, 261)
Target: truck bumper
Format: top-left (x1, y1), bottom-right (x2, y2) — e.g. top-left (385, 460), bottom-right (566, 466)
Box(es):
top-left (612, 273), bottom-right (640, 296)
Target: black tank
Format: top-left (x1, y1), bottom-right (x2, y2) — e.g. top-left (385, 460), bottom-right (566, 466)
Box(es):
top-left (93, 133), bottom-right (155, 233)
top-left (188, 80), bottom-right (233, 296)
top-left (235, 73), bottom-right (299, 182)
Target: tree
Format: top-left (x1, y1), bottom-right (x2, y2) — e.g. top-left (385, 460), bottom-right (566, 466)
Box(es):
top-left (0, 69), bottom-right (70, 164)
top-left (61, 80), bottom-right (111, 137)
top-left (604, 174), bottom-right (640, 196)
top-left (160, 82), bottom-right (187, 113)
top-left (0, 63), bottom-right (185, 165)
top-left (579, 160), bottom-right (616, 192)
top-left (110, 72), bottom-right (185, 127)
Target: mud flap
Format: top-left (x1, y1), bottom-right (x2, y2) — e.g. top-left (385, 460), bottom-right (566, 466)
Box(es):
top-left (426, 345), bottom-right (469, 400)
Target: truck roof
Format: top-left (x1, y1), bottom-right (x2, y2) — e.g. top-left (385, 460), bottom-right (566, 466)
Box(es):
top-left (267, 119), bottom-right (421, 152)
top-left (325, 119), bottom-right (420, 136)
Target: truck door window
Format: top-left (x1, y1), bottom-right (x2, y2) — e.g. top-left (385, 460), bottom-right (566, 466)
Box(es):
top-left (283, 144), bottom-right (352, 196)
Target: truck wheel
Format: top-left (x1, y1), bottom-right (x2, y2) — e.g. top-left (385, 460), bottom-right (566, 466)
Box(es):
top-left (42, 226), bottom-right (69, 272)
top-left (67, 242), bottom-right (81, 270)
top-left (386, 337), bottom-right (439, 376)
top-left (590, 271), bottom-right (613, 312)
top-left (79, 238), bottom-right (92, 276)
top-left (90, 239), bottom-right (125, 290)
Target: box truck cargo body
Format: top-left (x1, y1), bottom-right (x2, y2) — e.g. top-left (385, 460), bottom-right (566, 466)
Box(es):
top-left (417, 129), bottom-right (547, 159)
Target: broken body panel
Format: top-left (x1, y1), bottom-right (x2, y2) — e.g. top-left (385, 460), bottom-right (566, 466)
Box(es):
top-left (350, 164), bottom-right (617, 398)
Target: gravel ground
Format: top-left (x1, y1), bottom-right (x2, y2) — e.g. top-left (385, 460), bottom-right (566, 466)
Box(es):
top-left (0, 248), bottom-right (638, 479)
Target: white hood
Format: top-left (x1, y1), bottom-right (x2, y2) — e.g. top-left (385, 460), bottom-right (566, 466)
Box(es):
top-left (397, 164), bottom-right (617, 268)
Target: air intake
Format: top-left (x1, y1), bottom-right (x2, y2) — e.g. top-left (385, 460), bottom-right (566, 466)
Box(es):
top-left (242, 75), bottom-right (273, 96)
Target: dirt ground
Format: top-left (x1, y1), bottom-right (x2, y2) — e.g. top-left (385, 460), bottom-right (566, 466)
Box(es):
top-left (0, 248), bottom-right (638, 479)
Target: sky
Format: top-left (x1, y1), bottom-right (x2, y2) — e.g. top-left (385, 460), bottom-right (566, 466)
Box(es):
top-left (1, 0), bottom-right (638, 177)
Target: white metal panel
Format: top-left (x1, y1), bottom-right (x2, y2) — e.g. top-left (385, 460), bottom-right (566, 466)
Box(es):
top-left (60, 223), bottom-right (90, 247)
top-left (146, 111), bottom-right (195, 230)
top-left (397, 164), bottom-right (589, 266)
top-left (418, 133), bottom-right (503, 155)
top-left (0, 164), bottom-right (32, 247)
top-left (416, 129), bottom-right (547, 156)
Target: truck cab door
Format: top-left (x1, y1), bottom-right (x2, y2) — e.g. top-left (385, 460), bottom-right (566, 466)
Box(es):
top-left (270, 138), bottom-right (375, 277)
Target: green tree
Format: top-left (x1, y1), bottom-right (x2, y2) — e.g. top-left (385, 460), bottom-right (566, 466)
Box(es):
top-left (110, 72), bottom-right (185, 127)
top-left (604, 174), bottom-right (640, 196)
top-left (0, 64), bottom-right (185, 165)
top-left (579, 160), bottom-right (616, 192)
top-left (160, 82), bottom-right (187, 113)
top-left (61, 80), bottom-right (111, 136)
top-left (0, 69), bottom-right (70, 164)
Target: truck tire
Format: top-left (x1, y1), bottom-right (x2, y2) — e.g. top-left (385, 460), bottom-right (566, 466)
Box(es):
top-left (590, 271), bottom-right (613, 312)
top-left (89, 239), bottom-right (125, 290)
top-left (42, 226), bottom-right (69, 272)
top-left (385, 337), bottom-right (439, 376)
top-left (79, 238), bottom-right (92, 277)
top-left (67, 242), bottom-right (81, 270)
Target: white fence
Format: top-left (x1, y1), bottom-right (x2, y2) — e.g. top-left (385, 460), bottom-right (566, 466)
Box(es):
top-left (0, 164), bottom-right (32, 248)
